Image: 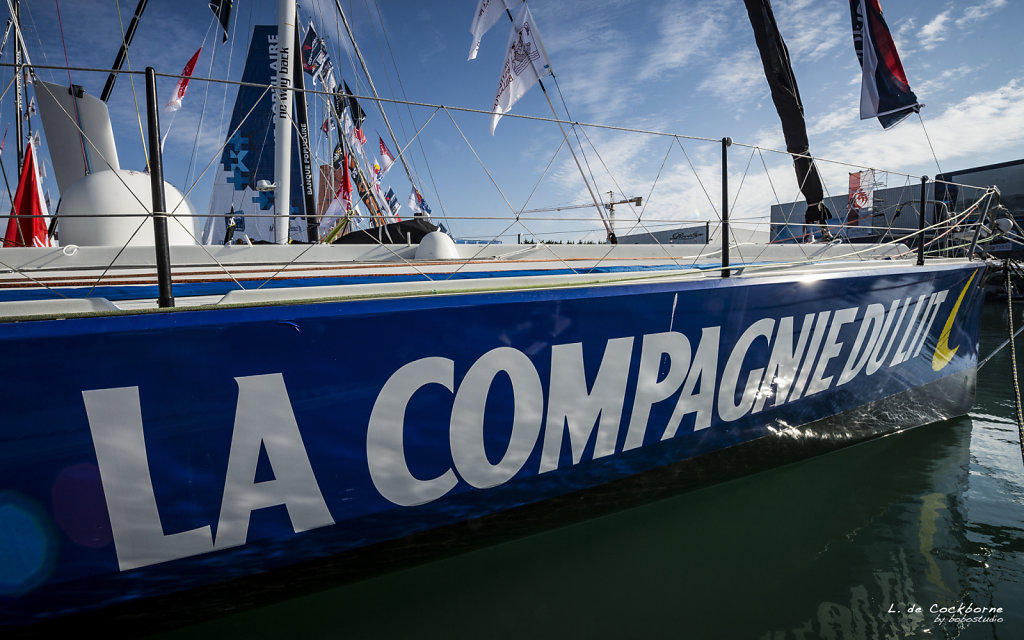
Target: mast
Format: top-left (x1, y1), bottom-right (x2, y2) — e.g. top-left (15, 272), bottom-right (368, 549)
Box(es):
top-left (100, 0), bottom-right (148, 102)
top-left (274, 0), bottom-right (296, 243)
top-left (13, 0), bottom-right (22, 173)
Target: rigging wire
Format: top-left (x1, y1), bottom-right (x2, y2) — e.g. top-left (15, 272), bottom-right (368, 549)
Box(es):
top-left (1005, 260), bottom-right (1024, 467)
top-left (53, 0), bottom-right (89, 173)
top-left (917, 112), bottom-right (943, 176)
top-left (180, 18), bottom-right (217, 190)
top-left (366, 0), bottom-right (450, 225)
top-left (112, 0), bottom-right (149, 171)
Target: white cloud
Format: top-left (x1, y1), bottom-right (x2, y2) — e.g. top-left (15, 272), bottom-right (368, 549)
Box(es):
top-left (553, 79), bottom-right (1024, 241)
top-left (919, 10), bottom-right (952, 50)
top-left (914, 65), bottom-right (978, 99)
top-left (956, 0), bottom-right (1007, 27)
top-left (637, 4), bottom-right (724, 81)
top-left (817, 79), bottom-right (1024, 184)
top-left (773, 0), bottom-right (847, 63)
top-left (696, 51), bottom-right (764, 103)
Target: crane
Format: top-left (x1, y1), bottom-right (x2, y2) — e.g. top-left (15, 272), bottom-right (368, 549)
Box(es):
top-left (515, 194), bottom-right (642, 243)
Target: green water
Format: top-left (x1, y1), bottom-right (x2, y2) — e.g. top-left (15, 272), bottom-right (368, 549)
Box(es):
top-left (164, 307), bottom-right (1024, 639)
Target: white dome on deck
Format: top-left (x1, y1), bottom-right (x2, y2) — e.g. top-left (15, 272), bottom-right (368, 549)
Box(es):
top-left (57, 169), bottom-right (199, 247)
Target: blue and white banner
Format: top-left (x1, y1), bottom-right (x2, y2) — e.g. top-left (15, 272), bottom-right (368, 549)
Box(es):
top-left (203, 26), bottom-right (307, 243)
top-left (0, 264), bottom-right (984, 624)
top-left (849, 0), bottom-right (922, 129)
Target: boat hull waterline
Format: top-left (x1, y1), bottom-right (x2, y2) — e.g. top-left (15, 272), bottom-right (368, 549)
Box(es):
top-left (0, 262), bottom-right (985, 625)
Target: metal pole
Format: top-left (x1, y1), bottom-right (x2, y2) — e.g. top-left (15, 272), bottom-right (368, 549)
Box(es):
top-left (145, 67), bottom-right (174, 308)
top-left (918, 175), bottom-right (927, 266)
top-left (722, 137), bottom-right (731, 278)
top-left (13, 0), bottom-right (22, 173)
top-left (274, 0), bottom-right (296, 244)
top-left (100, 0), bottom-right (149, 102)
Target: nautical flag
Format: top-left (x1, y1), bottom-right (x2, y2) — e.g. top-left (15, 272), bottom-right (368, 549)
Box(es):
top-left (408, 187), bottom-right (432, 216)
top-left (490, 4), bottom-right (552, 134)
top-left (164, 47), bottom-right (202, 112)
top-left (209, 0), bottom-right (232, 43)
top-left (372, 161), bottom-right (382, 182)
top-left (468, 0), bottom-right (516, 60)
top-left (319, 58), bottom-right (338, 92)
top-left (379, 137), bottom-right (395, 175)
top-left (319, 151), bottom-right (354, 239)
top-left (25, 96), bottom-right (36, 118)
top-left (301, 22), bottom-right (327, 76)
top-left (340, 151), bottom-right (353, 207)
top-left (321, 116), bottom-right (331, 135)
top-left (848, 170), bottom-right (874, 213)
top-left (385, 187), bottom-right (400, 218)
top-left (4, 142), bottom-right (51, 248)
top-left (849, 0), bottom-right (921, 129)
top-left (342, 107), bottom-right (366, 149)
top-left (341, 82), bottom-right (366, 129)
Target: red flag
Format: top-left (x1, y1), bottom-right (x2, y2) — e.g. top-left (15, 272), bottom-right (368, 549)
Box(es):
top-left (4, 143), bottom-right (51, 248)
top-left (165, 47), bottom-right (202, 112)
top-left (339, 150), bottom-right (353, 207)
top-left (378, 137), bottom-right (395, 175)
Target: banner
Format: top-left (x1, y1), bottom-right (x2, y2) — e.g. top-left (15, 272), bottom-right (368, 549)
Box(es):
top-left (204, 26), bottom-right (306, 243)
top-left (468, 0), bottom-right (510, 60)
top-left (846, 169), bottom-right (875, 235)
top-left (850, 0), bottom-right (921, 129)
top-left (490, 4), bottom-right (552, 134)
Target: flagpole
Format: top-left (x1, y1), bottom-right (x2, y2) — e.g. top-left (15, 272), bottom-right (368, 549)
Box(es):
top-left (500, 5), bottom-right (612, 242)
top-left (100, 0), bottom-right (149, 102)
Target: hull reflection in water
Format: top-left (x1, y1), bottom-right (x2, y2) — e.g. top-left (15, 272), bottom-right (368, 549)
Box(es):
top-left (172, 406), bottom-right (982, 638)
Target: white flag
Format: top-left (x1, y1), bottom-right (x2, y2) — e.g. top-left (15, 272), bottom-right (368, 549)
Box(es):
top-left (468, 0), bottom-right (511, 60)
top-left (490, 5), bottom-right (552, 135)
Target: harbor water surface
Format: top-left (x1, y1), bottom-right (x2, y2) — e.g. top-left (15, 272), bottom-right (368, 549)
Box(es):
top-left (163, 306), bottom-right (1024, 639)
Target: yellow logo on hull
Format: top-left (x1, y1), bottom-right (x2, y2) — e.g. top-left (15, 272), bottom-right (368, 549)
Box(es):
top-left (931, 271), bottom-right (978, 372)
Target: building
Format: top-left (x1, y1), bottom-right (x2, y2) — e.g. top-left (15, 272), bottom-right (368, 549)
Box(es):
top-left (770, 159), bottom-right (1024, 256)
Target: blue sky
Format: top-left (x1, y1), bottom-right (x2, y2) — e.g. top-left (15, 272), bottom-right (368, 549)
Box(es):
top-left (5, 0), bottom-right (1023, 242)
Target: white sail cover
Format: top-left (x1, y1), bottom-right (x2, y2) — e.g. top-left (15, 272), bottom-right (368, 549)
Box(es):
top-left (34, 80), bottom-right (120, 194)
top-left (490, 4), bottom-right (551, 134)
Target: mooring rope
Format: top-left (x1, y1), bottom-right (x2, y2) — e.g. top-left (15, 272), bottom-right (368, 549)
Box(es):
top-left (1005, 260), bottom-right (1024, 467)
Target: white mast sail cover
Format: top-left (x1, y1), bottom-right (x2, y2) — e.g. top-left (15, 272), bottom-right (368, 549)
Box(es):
top-left (34, 80), bottom-right (120, 195)
top-left (490, 4), bottom-right (551, 134)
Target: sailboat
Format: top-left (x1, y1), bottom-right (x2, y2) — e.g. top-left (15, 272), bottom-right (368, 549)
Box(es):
top-left (0, 0), bottom-right (995, 629)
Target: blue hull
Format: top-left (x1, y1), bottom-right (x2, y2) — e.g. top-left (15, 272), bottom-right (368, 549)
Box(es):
top-left (0, 262), bottom-right (985, 627)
